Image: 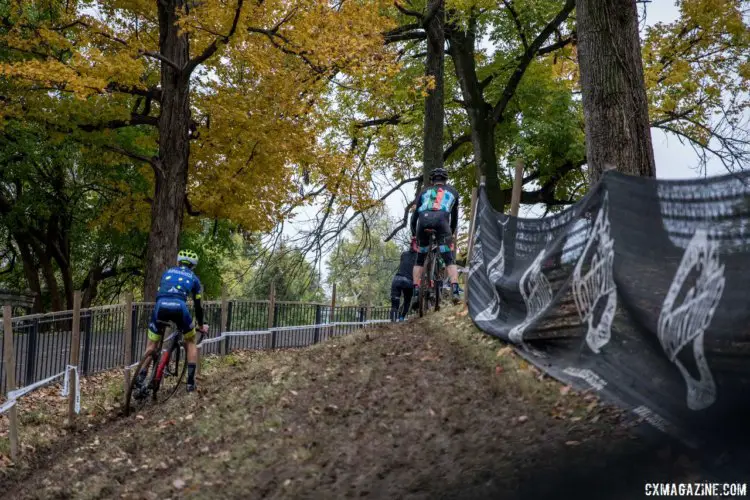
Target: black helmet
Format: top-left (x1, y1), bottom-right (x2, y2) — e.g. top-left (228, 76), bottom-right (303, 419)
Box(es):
top-left (429, 168), bottom-right (448, 182)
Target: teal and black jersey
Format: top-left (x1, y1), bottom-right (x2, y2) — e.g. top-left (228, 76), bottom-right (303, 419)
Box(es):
top-left (156, 265), bottom-right (203, 302)
top-left (410, 183), bottom-right (460, 236)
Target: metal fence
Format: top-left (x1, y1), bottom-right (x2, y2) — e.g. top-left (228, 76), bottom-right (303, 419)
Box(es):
top-left (1, 300), bottom-right (391, 393)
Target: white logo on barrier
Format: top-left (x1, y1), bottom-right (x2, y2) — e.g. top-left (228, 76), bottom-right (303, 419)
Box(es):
top-left (487, 238), bottom-right (505, 285)
top-left (476, 229), bottom-right (504, 323)
top-left (572, 193), bottom-right (617, 353)
top-left (658, 229), bottom-right (724, 411)
top-left (468, 225), bottom-right (484, 279)
top-left (562, 367), bottom-right (607, 391)
top-left (509, 248), bottom-right (553, 344)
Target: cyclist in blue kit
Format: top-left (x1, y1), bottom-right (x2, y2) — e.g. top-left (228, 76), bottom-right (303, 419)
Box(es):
top-left (136, 249), bottom-right (208, 393)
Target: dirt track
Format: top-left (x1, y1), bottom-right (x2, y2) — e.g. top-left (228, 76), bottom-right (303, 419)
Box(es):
top-left (0, 308), bottom-right (718, 499)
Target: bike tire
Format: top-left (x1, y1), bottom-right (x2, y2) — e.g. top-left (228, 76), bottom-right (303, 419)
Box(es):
top-left (434, 273), bottom-right (441, 312)
top-left (157, 338), bottom-right (188, 404)
top-left (124, 349), bottom-right (158, 417)
top-left (418, 253), bottom-right (432, 318)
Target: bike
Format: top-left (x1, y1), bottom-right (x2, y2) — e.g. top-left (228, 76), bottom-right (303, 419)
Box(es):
top-left (123, 321), bottom-right (207, 416)
top-left (418, 230), bottom-right (447, 317)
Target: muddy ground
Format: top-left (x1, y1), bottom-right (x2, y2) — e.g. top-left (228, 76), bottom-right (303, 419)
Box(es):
top-left (0, 307), bottom-right (742, 499)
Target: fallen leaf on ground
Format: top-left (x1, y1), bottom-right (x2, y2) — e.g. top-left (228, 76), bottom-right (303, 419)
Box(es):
top-left (496, 347), bottom-right (513, 357)
top-left (517, 415), bottom-right (528, 423)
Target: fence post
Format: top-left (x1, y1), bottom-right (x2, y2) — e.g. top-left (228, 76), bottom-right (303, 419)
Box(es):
top-left (220, 286), bottom-right (229, 356)
top-left (329, 284), bottom-right (336, 337)
top-left (25, 317), bottom-right (38, 386)
top-left (267, 282), bottom-right (276, 350)
top-left (3, 305), bottom-right (19, 461)
top-left (510, 158), bottom-right (524, 217)
top-left (313, 305), bottom-right (322, 344)
top-left (67, 291), bottom-right (81, 426)
top-left (81, 309), bottom-right (93, 376)
top-left (123, 293), bottom-right (133, 394)
top-left (130, 305), bottom-right (138, 366)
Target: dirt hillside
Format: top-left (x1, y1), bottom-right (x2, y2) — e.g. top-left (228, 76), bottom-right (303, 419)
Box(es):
top-left (0, 307), bottom-right (716, 499)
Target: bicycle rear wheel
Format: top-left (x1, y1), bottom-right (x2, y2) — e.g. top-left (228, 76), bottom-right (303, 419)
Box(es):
top-left (434, 272), bottom-right (441, 312)
top-left (157, 337), bottom-right (188, 403)
top-left (418, 254), bottom-right (431, 318)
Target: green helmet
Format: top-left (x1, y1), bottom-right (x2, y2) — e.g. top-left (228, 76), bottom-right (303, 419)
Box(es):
top-left (177, 249), bottom-right (198, 267)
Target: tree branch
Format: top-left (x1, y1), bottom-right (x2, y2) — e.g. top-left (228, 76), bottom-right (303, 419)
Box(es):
top-left (105, 82), bottom-right (162, 101)
top-left (356, 115), bottom-right (402, 128)
top-left (502, 0), bottom-right (528, 51)
top-left (103, 145), bottom-right (159, 170)
top-left (184, 0), bottom-right (244, 76)
top-left (385, 200), bottom-right (416, 242)
top-left (77, 113), bottom-right (158, 131)
top-left (185, 194), bottom-right (202, 216)
top-left (443, 133), bottom-right (471, 161)
top-left (491, 0), bottom-right (575, 123)
top-left (538, 34), bottom-right (575, 56)
top-left (394, 2), bottom-right (423, 19)
top-left (384, 30), bottom-right (427, 43)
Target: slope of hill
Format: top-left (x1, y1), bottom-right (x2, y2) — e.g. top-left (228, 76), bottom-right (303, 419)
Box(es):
top-left (1, 307), bottom-right (707, 499)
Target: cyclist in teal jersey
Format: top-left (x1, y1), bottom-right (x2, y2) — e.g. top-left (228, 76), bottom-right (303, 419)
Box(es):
top-left (410, 168), bottom-right (461, 303)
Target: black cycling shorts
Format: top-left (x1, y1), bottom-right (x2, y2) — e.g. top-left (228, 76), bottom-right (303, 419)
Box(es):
top-left (415, 211), bottom-right (454, 266)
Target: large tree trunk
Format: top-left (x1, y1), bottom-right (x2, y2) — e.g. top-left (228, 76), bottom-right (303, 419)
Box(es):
top-left (576, 0), bottom-right (656, 184)
top-left (422, 0), bottom-right (445, 185)
top-left (144, 0), bottom-right (192, 299)
top-left (447, 19), bottom-right (505, 210)
top-left (576, 0), bottom-right (675, 338)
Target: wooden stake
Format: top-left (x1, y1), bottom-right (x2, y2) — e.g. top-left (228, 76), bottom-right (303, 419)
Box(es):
top-left (68, 291), bottom-right (81, 425)
top-left (329, 284), bottom-right (337, 337)
top-left (267, 282), bottom-right (276, 349)
top-left (123, 293), bottom-right (133, 394)
top-left (510, 158), bottom-right (524, 217)
top-left (3, 305), bottom-right (19, 461)
top-left (220, 286), bottom-right (229, 356)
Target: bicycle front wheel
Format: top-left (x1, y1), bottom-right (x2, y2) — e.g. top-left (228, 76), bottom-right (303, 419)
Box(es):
top-left (124, 350), bottom-right (158, 417)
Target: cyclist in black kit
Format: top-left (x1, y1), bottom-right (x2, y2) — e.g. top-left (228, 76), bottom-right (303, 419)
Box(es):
top-left (410, 168), bottom-right (461, 303)
top-left (390, 247), bottom-right (417, 321)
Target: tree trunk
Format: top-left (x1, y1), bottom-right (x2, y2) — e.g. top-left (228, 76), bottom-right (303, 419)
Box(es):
top-left (144, 0), bottom-right (192, 299)
top-left (576, 0), bottom-right (656, 184)
top-left (17, 240), bottom-right (42, 313)
top-left (422, 0), bottom-right (445, 185)
top-left (576, 0), bottom-right (675, 338)
top-left (47, 220), bottom-right (74, 310)
top-left (447, 19), bottom-right (505, 210)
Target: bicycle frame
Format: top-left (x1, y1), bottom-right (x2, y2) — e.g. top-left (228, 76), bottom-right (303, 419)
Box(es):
top-left (418, 233), bottom-right (446, 316)
top-left (154, 328), bottom-right (183, 386)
